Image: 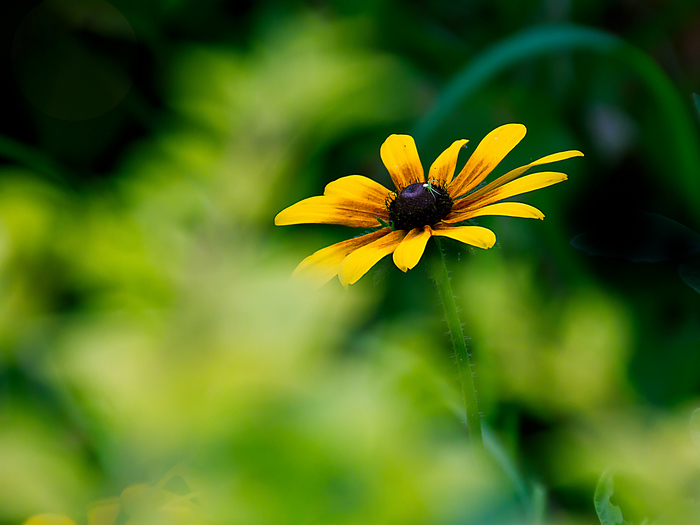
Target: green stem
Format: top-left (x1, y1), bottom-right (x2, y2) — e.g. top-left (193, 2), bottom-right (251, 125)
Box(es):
top-left (428, 238), bottom-right (482, 447)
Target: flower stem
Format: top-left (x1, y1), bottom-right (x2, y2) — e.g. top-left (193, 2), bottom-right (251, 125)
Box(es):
top-left (428, 237), bottom-right (483, 447)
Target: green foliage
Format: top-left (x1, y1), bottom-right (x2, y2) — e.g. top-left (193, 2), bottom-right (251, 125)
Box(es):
top-left (2, 1), bottom-right (700, 524)
top-left (680, 256), bottom-right (700, 293)
top-left (572, 212), bottom-right (700, 293)
top-left (594, 471), bottom-right (630, 525)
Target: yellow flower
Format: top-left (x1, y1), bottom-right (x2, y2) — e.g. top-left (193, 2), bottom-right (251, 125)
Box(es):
top-left (275, 123), bottom-right (582, 287)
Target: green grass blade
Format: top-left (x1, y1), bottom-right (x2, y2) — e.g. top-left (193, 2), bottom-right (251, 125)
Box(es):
top-left (413, 25), bottom-right (700, 211)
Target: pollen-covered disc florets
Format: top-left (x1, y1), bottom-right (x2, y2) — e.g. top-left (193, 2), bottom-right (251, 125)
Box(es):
top-left (387, 182), bottom-right (453, 231)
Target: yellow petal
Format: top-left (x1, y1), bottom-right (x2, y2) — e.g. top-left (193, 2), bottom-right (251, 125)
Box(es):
top-left (339, 230), bottom-right (406, 286)
top-left (449, 123), bottom-right (527, 198)
top-left (274, 195), bottom-right (386, 228)
top-left (454, 149), bottom-right (583, 203)
top-left (380, 134), bottom-right (424, 191)
top-left (323, 175), bottom-right (391, 208)
top-left (427, 139), bottom-right (468, 186)
top-left (459, 171), bottom-right (568, 212)
top-left (292, 228), bottom-right (392, 287)
top-left (431, 223), bottom-right (496, 249)
top-left (446, 202), bottom-right (544, 223)
top-left (392, 226), bottom-right (432, 272)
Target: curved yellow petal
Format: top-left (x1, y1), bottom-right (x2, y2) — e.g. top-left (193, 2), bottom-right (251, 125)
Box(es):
top-left (458, 171), bottom-right (567, 212)
top-left (431, 223), bottom-right (496, 249)
top-left (292, 228), bottom-right (392, 287)
top-left (323, 175), bottom-right (391, 208)
top-left (274, 195), bottom-right (386, 228)
top-left (454, 149), bottom-right (583, 202)
top-left (380, 134), bottom-right (424, 191)
top-left (446, 202), bottom-right (544, 223)
top-left (427, 139), bottom-right (468, 186)
top-left (339, 230), bottom-right (406, 286)
top-left (392, 226), bottom-right (433, 272)
top-left (449, 124), bottom-right (527, 198)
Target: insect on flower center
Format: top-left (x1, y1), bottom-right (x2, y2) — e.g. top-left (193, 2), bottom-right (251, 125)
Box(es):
top-left (387, 181), bottom-right (453, 231)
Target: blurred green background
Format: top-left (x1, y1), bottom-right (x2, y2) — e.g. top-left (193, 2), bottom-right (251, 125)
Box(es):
top-left (2, 1), bottom-right (700, 524)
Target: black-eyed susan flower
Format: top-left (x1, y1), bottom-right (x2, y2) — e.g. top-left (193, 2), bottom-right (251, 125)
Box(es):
top-left (275, 124), bottom-right (582, 287)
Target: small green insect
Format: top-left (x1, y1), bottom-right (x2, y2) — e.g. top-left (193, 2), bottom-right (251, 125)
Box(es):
top-left (376, 216), bottom-right (393, 229)
top-left (423, 179), bottom-right (441, 200)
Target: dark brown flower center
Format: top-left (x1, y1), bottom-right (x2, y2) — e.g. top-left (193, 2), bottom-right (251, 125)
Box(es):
top-left (387, 182), bottom-right (453, 231)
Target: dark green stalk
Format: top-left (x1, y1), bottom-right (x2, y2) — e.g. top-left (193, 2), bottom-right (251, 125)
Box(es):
top-left (428, 238), bottom-right (482, 447)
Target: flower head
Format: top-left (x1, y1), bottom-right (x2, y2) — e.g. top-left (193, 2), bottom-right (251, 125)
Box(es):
top-left (275, 124), bottom-right (582, 287)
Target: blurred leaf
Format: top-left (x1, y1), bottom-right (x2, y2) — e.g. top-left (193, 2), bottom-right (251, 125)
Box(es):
top-left (679, 255), bottom-right (700, 293)
top-left (571, 212), bottom-right (700, 262)
top-left (694, 93), bottom-right (700, 118)
top-left (415, 24), bottom-right (620, 142)
top-left (0, 135), bottom-right (73, 189)
top-left (594, 471), bottom-right (630, 525)
top-left (161, 13), bottom-right (416, 225)
top-left (690, 408), bottom-right (700, 448)
top-left (531, 483), bottom-right (547, 525)
top-left (0, 407), bottom-right (96, 522)
top-left (572, 212), bottom-right (700, 293)
top-left (552, 410), bottom-right (700, 524)
top-left (482, 427), bottom-right (531, 516)
top-left (457, 252), bottom-right (632, 416)
top-left (23, 515), bottom-right (78, 525)
top-left (413, 25), bottom-right (700, 208)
